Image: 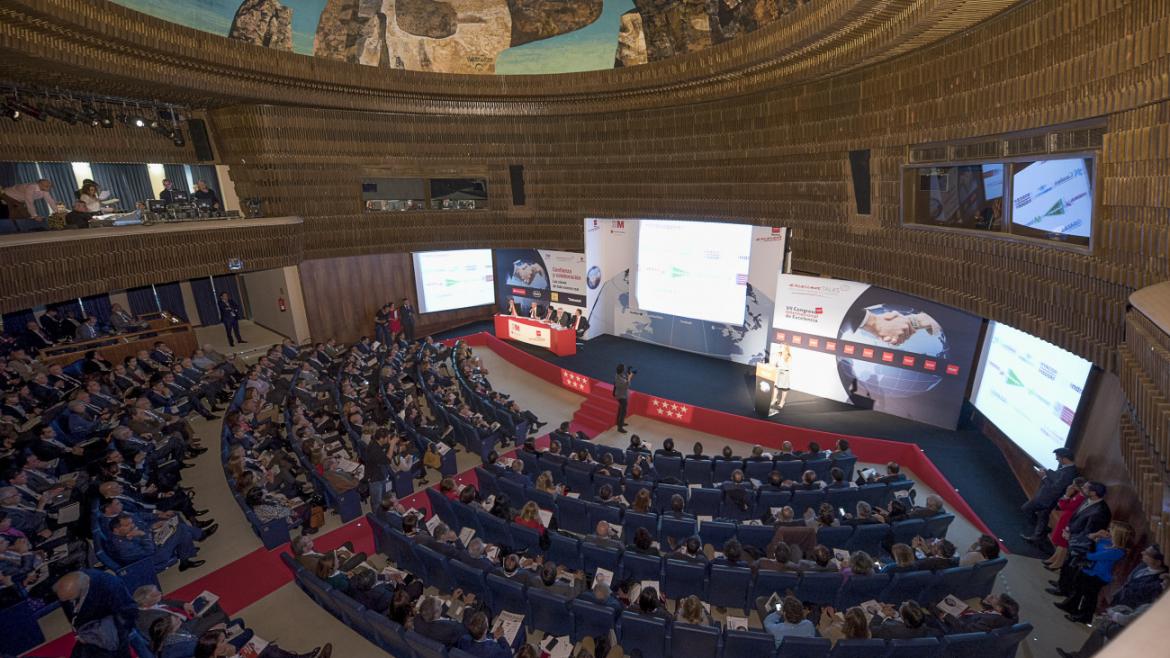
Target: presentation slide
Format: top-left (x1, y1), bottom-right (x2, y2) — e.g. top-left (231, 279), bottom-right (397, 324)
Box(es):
top-left (1011, 158), bottom-right (1093, 238)
top-left (412, 249), bottom-right (495, 313)
top-left (635, 220), bottom-right (752, 325)
top-left (971, 321), bottom-right (1093, 465)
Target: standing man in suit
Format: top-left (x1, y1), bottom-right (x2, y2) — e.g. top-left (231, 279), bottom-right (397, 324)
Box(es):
top-left (613, 364), bottom-right (633, 434)
top-left (217, 292), bottom-right (245, 347)
top-left (400, 297), bottom-right (416, 341)
top-left (1021, 447), bottom-right (1079, 544)
top-left (54, 569), bottom-right (139, 658)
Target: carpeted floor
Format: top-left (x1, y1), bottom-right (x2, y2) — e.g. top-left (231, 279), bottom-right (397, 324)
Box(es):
top-left (440, 323), bottom-right (1038, 555)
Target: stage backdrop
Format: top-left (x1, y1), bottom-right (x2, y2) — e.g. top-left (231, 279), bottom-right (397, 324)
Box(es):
top-left (493, 249), bottom-right (587, 319)
top-left (584, 218), bottom-right (788, 365)
top-left (769, 274), bottom-right (982, 429)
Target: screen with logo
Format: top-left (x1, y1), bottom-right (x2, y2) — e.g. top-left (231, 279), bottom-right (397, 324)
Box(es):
top-left (412, 249), bottom-right (495, 313)
top-left (971, 321), bottom-right (1093, 465)
top-left (634, 219), bottom-right (753, 325)
top-left (1010, 158), bottom-right (1093, 245)
top-left (769, 274), bottom-right (982, 429)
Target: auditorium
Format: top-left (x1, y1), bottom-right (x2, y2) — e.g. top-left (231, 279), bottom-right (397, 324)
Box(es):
top-left (0, 1), bottom-right (1166, 658)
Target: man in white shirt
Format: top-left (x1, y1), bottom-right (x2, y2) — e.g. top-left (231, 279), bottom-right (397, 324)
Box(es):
top-left (2, 179), bottom-right (57, 219)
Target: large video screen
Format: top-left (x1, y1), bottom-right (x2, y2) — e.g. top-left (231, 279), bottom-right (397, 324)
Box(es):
top-left (412, 249), bottom-right (495, 313)
top-left (1011, 158), bottom-right (1093, 243)
top-left (971, 321), bottom-right (1093, 465)
top-left (635, 220), bottom-right (752, 325)
top-left (770, 274), bottom-right (982, 429)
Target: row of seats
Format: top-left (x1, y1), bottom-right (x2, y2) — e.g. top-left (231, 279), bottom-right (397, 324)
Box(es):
top-left (365, 512), bottom-right (1019, 658)
top-left (467, 468), bottom-right (950, 554)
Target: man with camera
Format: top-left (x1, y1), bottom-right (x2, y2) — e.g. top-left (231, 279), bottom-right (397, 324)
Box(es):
top-left (614, 364), bottom-right (635, 433)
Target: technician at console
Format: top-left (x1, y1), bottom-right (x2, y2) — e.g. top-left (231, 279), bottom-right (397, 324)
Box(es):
top-left (614, 364), bottom-right (635, 433)
top-left (192, 179), bottom-right (221, 210)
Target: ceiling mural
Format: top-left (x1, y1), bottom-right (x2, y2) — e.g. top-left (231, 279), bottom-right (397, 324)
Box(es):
top-left (109, 0), bottom-right (808, 74)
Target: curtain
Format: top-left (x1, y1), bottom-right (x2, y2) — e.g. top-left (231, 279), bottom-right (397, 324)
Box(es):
top-left (46, 299), bottom-right (83, 321)
top-left (162, 164), bottom-right (190, 193)
top-left (36, 162), bottom-right (78, 214)
top-left (90, 163), bottom-right (153, 210)
top-left (213, 275), bottom-right (243, 315)
top-left (189, 165), bottom-right (219, 191)
top-left (155, 282), bottom-right (189, 322)
top-left (80, 293), bottom-right (112, 325)
top-left (126, 286), bottom-right (158, 316)
top-left (190, 277), bottom-right (220, 326)
top-left (2, 309), bottom-right (36, 335)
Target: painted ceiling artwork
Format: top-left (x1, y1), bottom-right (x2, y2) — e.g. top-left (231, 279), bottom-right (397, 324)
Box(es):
top-left (109, 0), bottom-right (810, 74)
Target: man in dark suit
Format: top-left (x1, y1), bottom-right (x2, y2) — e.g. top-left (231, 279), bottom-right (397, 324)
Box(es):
top-left (1050, 481), bottom-right (1111, 596)
top-left (75, 316), bottom-right (101, 341)
top-left (400, 298), bottom-right (416, 341)
top-left (54, 569), bottom-right (139, 658)
top-left (456, 612), bottom-right (512, 658)
top-left (23, 320), bottom-right (55, 352)
top-left (939, 593), bottom-right (1019, 633)
top-left (217, 292), bottom-right (245, 347)
top-left (413, 595), bottom-right (468, 647)
top-left (132, 584), bottom-right (230, 638)
top-left (39, 308), bottom-right (69, 342)
top-left (1021, 447), bottom-right (1079, 543)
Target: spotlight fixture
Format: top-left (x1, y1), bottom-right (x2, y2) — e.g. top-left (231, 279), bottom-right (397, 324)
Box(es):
top-left (6, 97), bottom-right (43, 121)
top-left (3, 106), bottom-right (19, 121)
top-left (44, 104), bottom-right (79, 124)
top-left (131, 115), bottom-right (146, 128)
top-left (171, 128), bottom-right (185, 147)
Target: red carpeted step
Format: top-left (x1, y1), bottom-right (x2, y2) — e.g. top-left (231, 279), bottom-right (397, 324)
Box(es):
top-left (573, 404), bottom-right (615, 429)
top-left (583, 392), bottom-right (619, 413)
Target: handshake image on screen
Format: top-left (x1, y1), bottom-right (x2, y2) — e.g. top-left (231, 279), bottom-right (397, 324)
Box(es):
top-left (860, 308), bottom-right (942, 346)
top-left (510, 260), bottom-right (548, 287)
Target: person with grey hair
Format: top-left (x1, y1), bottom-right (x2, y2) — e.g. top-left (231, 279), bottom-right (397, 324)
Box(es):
top-left (133, 584), bottom-right (233, 638)
top-left (413, 595), bottom-right (466, 647)
top-left (419, 522), bottom-right (462, 559)
top-left (54, 570), bottom-right (138, 657)
top-left (843, 501), bottom-right (882, 526)
top-left (457, 538), bottom-right (498, 572)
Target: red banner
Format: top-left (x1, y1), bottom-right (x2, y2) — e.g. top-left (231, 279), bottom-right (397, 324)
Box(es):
top-left (648, 397), bottom-right (694, 423)
top-left (561, 369), bottom-right (591, 394)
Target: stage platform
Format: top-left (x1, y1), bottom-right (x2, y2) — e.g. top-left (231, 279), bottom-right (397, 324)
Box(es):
top-left (439, 321), bottom-right (1036, 554)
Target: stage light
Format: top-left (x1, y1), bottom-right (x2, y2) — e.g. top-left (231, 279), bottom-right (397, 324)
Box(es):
top-left (44, 105), bottom-right (79, 124)
top-left (99, 112), bottom-right (114, 128)
top-left (3, 106), bottom-right (19, 121)
top-left (171, 128), bottom-right (185, 147)
top-left (6, 97), bottom-right (43, 121)
top-left (130, 115), bottom-right (146, 128)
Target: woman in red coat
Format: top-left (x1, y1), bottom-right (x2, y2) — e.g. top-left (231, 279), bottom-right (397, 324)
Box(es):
top-left (388, 302), bottom-right (403, 340)
top-left (1045, 477), bottom-right (1087, 570)
top-left (513, 501), bottom-right (546, 535)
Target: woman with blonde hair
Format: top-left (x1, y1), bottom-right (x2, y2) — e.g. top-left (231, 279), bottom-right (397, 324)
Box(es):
top-left (514, 500), bottom-right (546, 535)
top-left (1059, 521), bottom-right (1133, 623)
top-left (534, 470), bottom-right (558, 494)
top-left (631, 488), bottom-right (652, 514)
top-left (675, 595), bottom-right (714, 626)
top-left (818, 606), bottom-right (871, 643)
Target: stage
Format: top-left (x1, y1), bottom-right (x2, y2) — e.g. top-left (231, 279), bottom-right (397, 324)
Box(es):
top-left (440, 321), bottom-right (1037, 554)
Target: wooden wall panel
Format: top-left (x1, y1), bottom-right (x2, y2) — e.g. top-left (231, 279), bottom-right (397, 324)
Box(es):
top-left (298, 254), bottom-right (492, 345)
top-left (0, 111), bottom-right (207, 164)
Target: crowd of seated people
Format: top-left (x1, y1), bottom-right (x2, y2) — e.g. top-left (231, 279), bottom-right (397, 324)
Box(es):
top-left (8, 306), bottom-right (162, 356)
top-left (0, 319), bottom-right (249, 632)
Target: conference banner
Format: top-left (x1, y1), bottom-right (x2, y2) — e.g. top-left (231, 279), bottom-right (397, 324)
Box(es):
top-left (769, 274), bottom-right (981, 429)
top-left (584, 218), bottom-right (788, 365)
top-left (493, 249), bottom-right (586, 317)
top-left (506, 318), bottom-right (551, 349)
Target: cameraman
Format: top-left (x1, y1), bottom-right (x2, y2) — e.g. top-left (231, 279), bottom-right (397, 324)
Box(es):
top-left (614, 364), bottom-right (635, 433)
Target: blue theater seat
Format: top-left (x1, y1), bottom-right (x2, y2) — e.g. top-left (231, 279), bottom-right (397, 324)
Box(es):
top-left (836, 573), bottom-right (891, 608)
top-left (829, 639), bottom-right (888, 658)
top-left (922, 513), bottom-right (955, 539)
top-left (796, 572), bottom-right (844, 606)
top-left (879, 570), bottom-right (935, 604)
top-left (486, 573), bottom-right (527, 616)
top-left (659, 516), bottom-right (697, 546)
top-left (744, 461), bottom-right (776, 482)
top-left (581, 543), bottom-right (622, 574)
top-left (415, 545), bottom-right (455, 593)
top-left (663, 559), bottom-right (707, 600)
top-left (670, 622), bottom-right (720, 658)
top-left (817, 525), bottom-right (854, 549)
top-left (989, 623), bottom-right (1034, 658)
top-left (555, 496), bottom-right (591, 534)
top-left (449, 559), bottom-right (489, 600)
top-left (683, 458), bottom-right (714, 487)
top-left (478, 511), bottom-right (513, 548)
top-left (779, 636), bottom-right (832, 658)
top-left (509, 523), bottom-right (543, 554)
top-left (752, 569), bottom-right (801, 603)
top-left (737, 523), bottom-right (776, 551)
top-left (570, 598), bottom-right (620, 643)
top-left (619, 611), bottom-right (669, 658)
top-left (774, 460), bottom-right (805, 481)
top-left (687, 488), bottom-right (723, 517)
top-left (723, 629), bottom-right (778, 658)
top-left (713, 459), bottom-right (744, 482)
top-left (698, 519), bottom-right (737, 548)
top-left (791, 489), bottom-right (825, 514)
top-left (527, 588), bottom-right (574, 636)
top-left (587, 501), bottom-right (623, 529)
top-left (938, 633), bottom-right (986, 658)
top-left (708, 565), bottom-right (753, 613)
top-left (847, 524), bottom-right (891, 556)
top-left (889, 637), bottom-right (941, 658)
top-left (622, 552), bottom-right (663, 582)
top-left (621, 511), bottom-right (659, 544)
top-left (890, 519), bottom-right (926, 546)
top-left (653, 483), bottom-right (689, 513)
top-left (547, 532), bottom-right (583, 571)
top-left (653, 454), bottom-right (683, 479)
top-left (405, 630), bottom-right (449, 658)
top-left (958, 557), bottom-right (1007, 600)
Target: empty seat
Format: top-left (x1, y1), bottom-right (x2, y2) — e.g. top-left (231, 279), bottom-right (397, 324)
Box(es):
top-left (526, 588), bottom-right (574, 637)
top-left (670, 622), bottom-right (720, 658)
top-left (687, 488), bottom-right (723, 517)
top-left (547, 532), bottom-right (583, 571)
top-left (570, 598), bottom-right (619, 643)
top-left (957, 557), bottom-right (1007, 600)
top-left (486, 573), bottom-right (528, 616)
top-left (817, 525), bottom-right (854, 549)
top-left (478, 510), bottom-right (513, 548)
top-left (856, 483), bottom-right (889, 508)
top-left (555, 496), bottom-right (590, 535)
top-left (683, 458), bottom-right (714, 487)
top-left (832, 455), bottom-right (858, 481)
top-left (697, 519), bottom-right (737, 549)
top-left (473, 467), bottom-right (499, 496)
top-left (708, 565), bottom-right (753, 613)
top-left (497, 477), bottom-right (526, 507)
top-left (757, 490), bottom-right (792, 514)
top-left (796, 572), bottom-right (844, 606)
top-left (619, 610), bottom-right (669, 658)
top-left (723, 629), bottom-right (778, 658)
top-left (662, 559), bottom-right (707, 600)
top-left (563, 463), bottom-right (594, 497)
top-left (622, 552), bottom-right (663, 583)
top-left (836, 573), bottom-right (891, 608)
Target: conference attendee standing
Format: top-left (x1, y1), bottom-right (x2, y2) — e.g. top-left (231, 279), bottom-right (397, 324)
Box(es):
top-left (774, 344), bottom-right (793, 409)
top-left (217, 292), bottom-right (245, 347)
top-left (2, 178), bottom-right (57, 220)
top-left (54, 569), bottom-right (140, 658)
top-left (388, 302), bottom-right (403, 340)
top-left (614, 365), bottom-right (633, 433)
top-left (400, 298), bottom-right (416, 341)
top-left (1021, 447), bottom-right (1079, 543)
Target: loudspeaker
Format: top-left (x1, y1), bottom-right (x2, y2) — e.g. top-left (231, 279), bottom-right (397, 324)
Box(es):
top-left (509, 164), bottom-right (526, 206)
top-left (187, 119), bottom-right (215, 162)
top-left (848, 149), bottom-right (871, 215)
